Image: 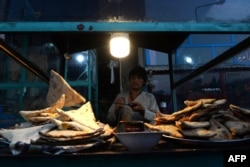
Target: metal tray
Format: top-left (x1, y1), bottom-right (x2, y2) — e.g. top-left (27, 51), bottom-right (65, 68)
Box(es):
top-left (162, 135), bottom-right (250, 148)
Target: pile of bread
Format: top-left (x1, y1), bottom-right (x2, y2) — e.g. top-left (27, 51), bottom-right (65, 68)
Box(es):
top-left (1, 70), bottom-right (113, 147)
top-left (145, 99), bottom-right (250, 141)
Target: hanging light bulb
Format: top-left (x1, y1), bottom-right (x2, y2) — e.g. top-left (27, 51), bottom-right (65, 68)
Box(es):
top-left (110, 33), bottom-right (130, 58)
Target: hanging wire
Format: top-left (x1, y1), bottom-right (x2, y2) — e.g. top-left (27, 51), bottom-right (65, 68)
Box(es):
top-left (119, 59), bottom-right (123, 93)
top-left (64, 35), bottom-right (71, 60)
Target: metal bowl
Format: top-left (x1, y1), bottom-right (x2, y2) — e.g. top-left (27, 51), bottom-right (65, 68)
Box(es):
top-left (114, 131), bottom-right (163, 152)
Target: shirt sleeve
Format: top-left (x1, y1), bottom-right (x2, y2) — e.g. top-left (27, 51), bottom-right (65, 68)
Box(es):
top-left (106, 93), bottom-right (126, 126)
top-left (144, 109), bottom-right (156, 121)
top-left (142, 93), bottom-right (160, 122)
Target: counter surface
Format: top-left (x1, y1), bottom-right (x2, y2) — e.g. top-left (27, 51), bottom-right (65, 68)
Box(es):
top-left (1, 139), bottom-right (249, 167)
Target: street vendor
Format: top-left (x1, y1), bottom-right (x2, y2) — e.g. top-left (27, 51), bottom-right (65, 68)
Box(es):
top-left (107, 66), bottom-right (160, 126)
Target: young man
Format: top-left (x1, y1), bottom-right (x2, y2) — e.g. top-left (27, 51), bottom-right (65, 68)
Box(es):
top-left (107, 66), bottom-right (159, 126)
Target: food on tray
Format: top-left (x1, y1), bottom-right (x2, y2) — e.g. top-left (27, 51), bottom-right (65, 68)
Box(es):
top-left (224, 121), bottom-right (250, 136)
top-left (209, 118), bottom-right (233, 140)
top-left (24, 101), bottom-right (113, 147)
top-left (144, 123), bottom-right (183, 138)
top-left (39, 128), bottom-right (103, 140)
top-left (172, 99), bottom-right (203, 117)
top-left (2, 99), bottom-right (113, 154)
top-left (46, 70), bottom-right (86, 107)
top-left (0, 71), bottom-right (114, 156)
top-left (19, 94), bottom-right (65, 124)
top-left (179, 128), bottom-right (216, 138)
top-left (229, 104), bottom-right (250, 121)
top-left (230, 104), bottom-right (250, 115)
top-left (145, 98), bottom-right (250, 141)
top-left (187, 107), bottom-right (218, 121)
top-left (175, 120), bottom-right (210, 129)
top-left (184, 98), bottom-right (216, 107)
top-left (32, 101), bottom-right (110, 143)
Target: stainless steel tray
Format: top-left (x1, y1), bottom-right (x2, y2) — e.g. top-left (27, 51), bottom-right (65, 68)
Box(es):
top-left (162, 135), bottom-right (250, 148)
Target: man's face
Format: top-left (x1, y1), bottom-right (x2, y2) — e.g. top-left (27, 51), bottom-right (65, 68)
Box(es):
top-left (129, 75), bottom-right (144, 90)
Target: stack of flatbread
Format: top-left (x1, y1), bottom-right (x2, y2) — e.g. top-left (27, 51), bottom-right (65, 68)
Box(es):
top-left (20, 94), bottom-right (65, 124)
top-left (145, 98), bottom-right (250, 141)
top-left (145, 98), bottom-right (234, 140)
top-left (0, 70), bottom-right (114, 155)
top-left (36, 101), bottom-right (110, 144)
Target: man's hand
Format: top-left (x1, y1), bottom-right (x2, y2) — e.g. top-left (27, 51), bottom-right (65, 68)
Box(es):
top-left (130, 102), bottom-right (145, 116)
top-left (115, 97), bottom-right (125, 111)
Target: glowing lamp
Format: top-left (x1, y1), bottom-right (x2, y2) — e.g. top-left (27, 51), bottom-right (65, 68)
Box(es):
top-left (110, 33), bottom-right (130, 58)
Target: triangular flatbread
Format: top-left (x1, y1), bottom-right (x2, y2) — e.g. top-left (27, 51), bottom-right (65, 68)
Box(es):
top-left (56, 101), bottom-right (100, 131)
top-left (46, 70), bottom-right (86, 107)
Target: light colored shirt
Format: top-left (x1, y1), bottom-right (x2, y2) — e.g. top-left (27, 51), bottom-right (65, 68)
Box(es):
top-left (107, 91), bottom-right (159, 126)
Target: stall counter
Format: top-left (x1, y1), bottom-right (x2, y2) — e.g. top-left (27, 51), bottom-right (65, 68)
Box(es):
top-left (0, 143), bottom-right (225, 167)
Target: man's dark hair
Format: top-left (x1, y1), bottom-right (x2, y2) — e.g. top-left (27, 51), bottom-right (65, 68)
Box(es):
top-left (128, 66), bottom-right (147, 83)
